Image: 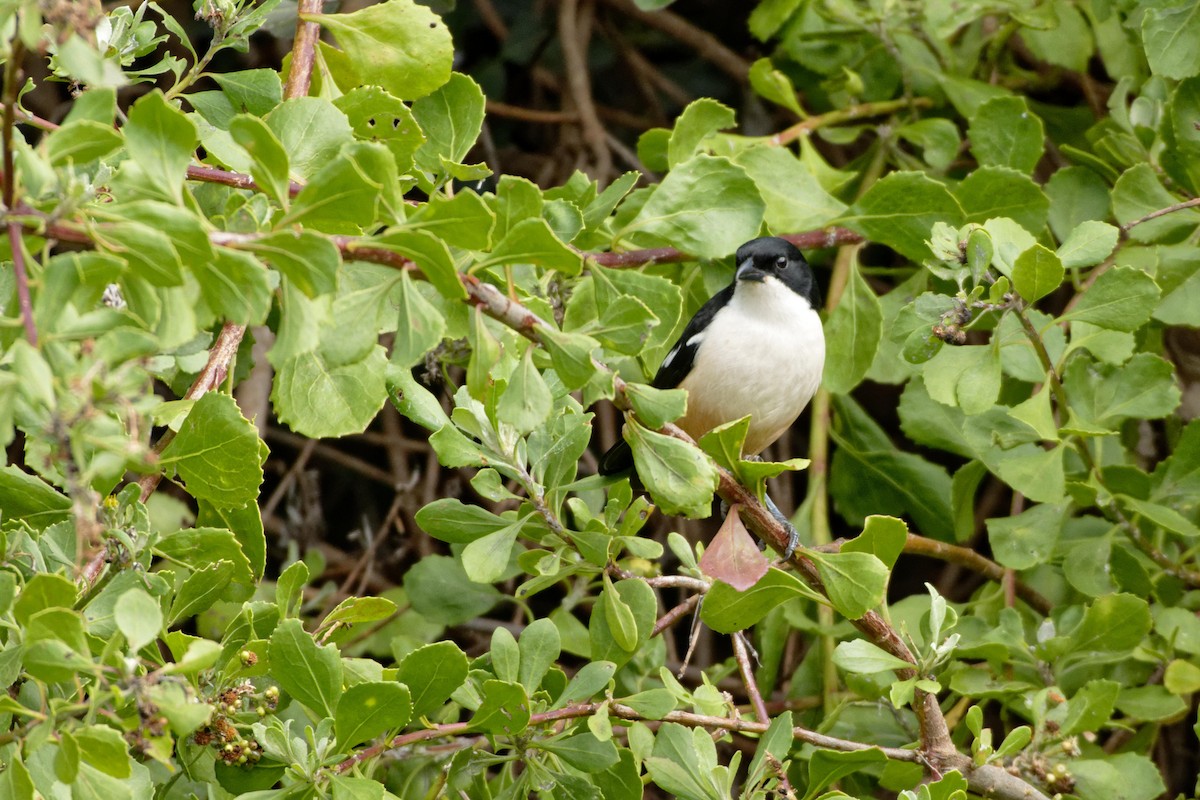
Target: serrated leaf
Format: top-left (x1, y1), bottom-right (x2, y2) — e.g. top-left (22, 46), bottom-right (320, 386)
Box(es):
top-left (841, 172), bottom-right (964, 262)
top-left (967, 97), bottom-right (1044, 173)
top-left (1062, 266), bottom-right (1160, 331)
top-left (273, 347), bottom-right (388, 438)
top-left (311, 0), bottom-right (452, 99)
top-left (667, 98), bottom-right (736, 167)
top-left (390, 271), bottom-right (445, 368)
top-left (625, 421), bottom-right (718, 518)
top-left (626, 155), bottom-right (765, 259)
top-left (159, 393), bottom-right (267, 509)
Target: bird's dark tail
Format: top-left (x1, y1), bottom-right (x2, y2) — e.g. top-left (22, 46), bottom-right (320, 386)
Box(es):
top-left (598, 438), bottom-right (634, 476)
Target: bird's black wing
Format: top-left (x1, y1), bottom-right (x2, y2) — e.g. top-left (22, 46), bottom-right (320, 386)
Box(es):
top-left (598, 285), bottom-right (734, 475)
top-left (650, 284), bottom-right (733, 389)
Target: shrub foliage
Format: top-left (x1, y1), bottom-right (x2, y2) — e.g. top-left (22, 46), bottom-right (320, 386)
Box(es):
top-left (0, 1), bottom-right (1198, 798)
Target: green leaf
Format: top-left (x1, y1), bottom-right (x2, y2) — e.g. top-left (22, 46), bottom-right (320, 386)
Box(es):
top-left (967, 96), bottom-right (1044, 173)
top-left (1142, 0), bottom-right (1200, 79)
top-left (921, 341), bottom-right (1002, 415)
top-left (335, 681), bottom-right (412, 750)
top-left (956, 166), bottom-right (1049, 234)
top-left (538, 327), bottom-right (600, 390)
top-left (282, 141), bottom-right (397, 232)
top-left (626, 154), bottom-right (765, 259)
top-left (702, 568), bottom-right (811, 633)
top-left (842, 515), bottom-right (907, 569)
top-left (390, 272), bottom-right (446, 369)
top-left (555, 661), bottom-right (617, 708)
top-left (842, 172), bottom-right (964, 263)
top-left (482, 218), bottom-right (583, 274)
top-left (122, 90), bottom-right (197, 203)
top-left (413, 73), bottom-right (487, 188)
top-left (405, 189), bottom-right (496, 251)
top-left (373, 229), bottom-right (465, 301)
top-left (539, 732), bottom-right (620, 773)
top-left (590, 578), bottom-right (656, 665)
top-left (1067, 594), bottom-right (1152, 655)
top-left (273, 346), bottom-right (388, 438)
top-left (748, 58), bottom-right (803, 115)
top-left (334, 85), bottom-right (425, 175)
top-left (0, 465), bottom-right (70, 527)
top-left (733, 146), bottom-right (847, 233)
top-left (46, 120), bottom-right (123, 166)
top-left (601, 575), bottom-right (640, 652)
top-left (398, 641), bottom-right (470, 718)
top-left (312, 0), bottom-right (452, 99)
top-left (239, 230), bottom-right (340, 298)
top-left (1057, 220), bottom-right (1119, 269)
top-left (159, 393), bottom-right (267, 509)
top-left (823, 258), bottom-right (882, 394)
top-left (404, 555), bottom-right (501, 625)
top-left (497, 348), bottom-right (553, 434)
top-left (986, 503), bottom-right (1064, 569)
top-left (415, 499), bottom-right (512, 544)
top-left (624, 420), bottom-right (719, 518)
top-left (1120, 496), bottom-right (1200, 539)
top-left (806, 550), bottom-right (888, 619)
top-left (1046, 167), bottom-right (1111, 242)
top-left (157, 527), bottom-right (255, 601)
top-left (624, 383), bottom-right (686, 430)
top-left (168, 561), bottom-right (235, 625)
top-left (1012, 244), bottom-right (1064, 303)
top-left (646, 723), bottom-right (724, 800)
top-left (266, 97), bottom-right (355, 181)
top-left (1063, 353), bottom-right (1180, 429)
top-left (268, 618), bottom-right (344, 717)
top-left (832, 639), bottom-right (914, 674)
top-left (897, 118), bottom-right (961, 171)
top-left (14, 574), bottom-right (76, 628)
top-left (469, 680), bottom-right (530, 734)
top-left (667, 98), bottom-right (736, 167)
top-left (1071, 753), bottom-right (1165, 800)
top-left (1063, 679), bottom-right (1120, 735)
top-left (1062, 266), bottom-right (1161, 331)
top-left (195, 248), bottom-right (273, 325)
top-left (460, 516), bottom-right (527, 584)
top-left (229, 113), bottom-right (290, 207)
top-left (805, 749), bottom-right (888, 800)
top-left (73, 726), bottom-right (131, 779)
top-left (517, 618), bottom-right (560, 692)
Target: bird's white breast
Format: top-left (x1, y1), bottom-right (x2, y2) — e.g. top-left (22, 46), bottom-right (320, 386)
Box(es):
top-left (677, 277), bottom-right (825, 455)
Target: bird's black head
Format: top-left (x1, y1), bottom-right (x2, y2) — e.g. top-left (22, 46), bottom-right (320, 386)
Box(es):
top-left (734, 236), bottom-right (821, 309)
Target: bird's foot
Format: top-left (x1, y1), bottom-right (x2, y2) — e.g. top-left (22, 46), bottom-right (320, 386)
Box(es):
top-left (764, 495), bottom-right (801, 559)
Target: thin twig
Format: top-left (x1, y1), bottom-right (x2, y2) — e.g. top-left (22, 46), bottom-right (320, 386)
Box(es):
top-left (902, 534), bottom-right (1052, 615)
top-left (2, 43), bottom-right (35, 345)
top-left (601, 0), bottom-right (750, 82)
top-left (769, 98), bottom-right (934, 147)
top-left (289, 0), bottom-right (325, 99)
top-left (1120, 196), bottom-right (1200, 234)
top-left (558, 0), bottom-right (612, 182)
top-left (652, 594), bottom-right (702, 638)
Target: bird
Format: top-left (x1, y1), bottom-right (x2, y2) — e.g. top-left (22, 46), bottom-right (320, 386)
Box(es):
top-left (599, 236), bottom-right (825, 554)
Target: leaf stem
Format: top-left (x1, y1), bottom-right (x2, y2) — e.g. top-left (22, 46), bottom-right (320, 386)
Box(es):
top-left (768, 97), bottom-right (933, 147)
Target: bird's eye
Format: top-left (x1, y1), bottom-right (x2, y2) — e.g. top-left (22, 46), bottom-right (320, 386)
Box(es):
top-left (774, 256), bottom-right (788, 269)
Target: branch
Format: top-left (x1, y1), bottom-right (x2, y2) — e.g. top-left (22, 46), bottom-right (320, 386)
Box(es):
top-left (1120, 196), bottom-right (1200, 235)
top-left (769, 98), bottom-right (934, 147)
top-left (2, 42), bottom-right (36, 346)
top-left (558, 0), bottom-right (612, 181)
top-left (902, 533), bottom-right (1053, 616)
top-left (600, 0), bottom-right (750, 82)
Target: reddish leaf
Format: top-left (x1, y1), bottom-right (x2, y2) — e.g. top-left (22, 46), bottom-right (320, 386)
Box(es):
top-left (698, 504), bottom-right (769, 591)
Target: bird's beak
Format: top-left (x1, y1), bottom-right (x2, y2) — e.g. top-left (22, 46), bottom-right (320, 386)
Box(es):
top-left (736, 258), bottom-right (766, 283)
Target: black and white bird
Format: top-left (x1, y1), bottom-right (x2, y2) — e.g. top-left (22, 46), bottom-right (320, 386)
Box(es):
top-left (600, 237), bottom-right (825, 552)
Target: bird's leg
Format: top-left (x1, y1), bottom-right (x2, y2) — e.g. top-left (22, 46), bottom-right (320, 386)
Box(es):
top-left (763, 493), bottom-right (802, 560)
